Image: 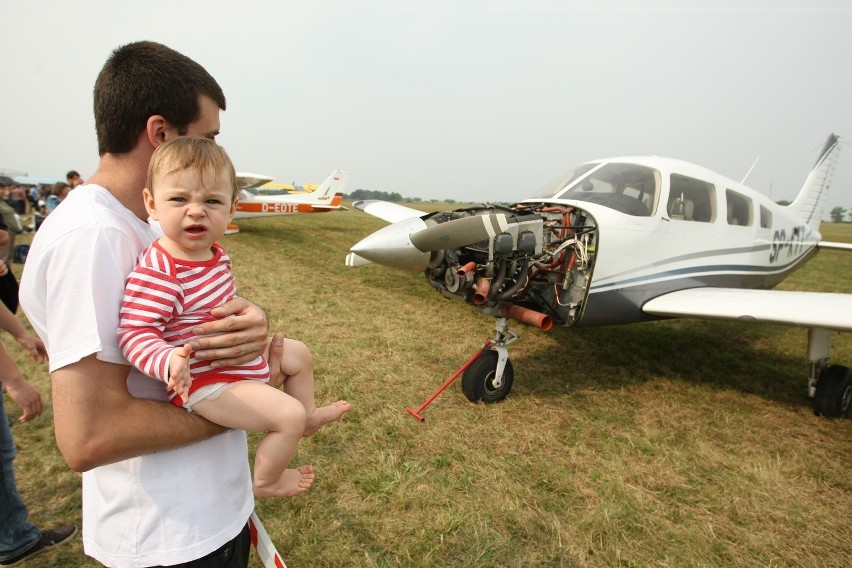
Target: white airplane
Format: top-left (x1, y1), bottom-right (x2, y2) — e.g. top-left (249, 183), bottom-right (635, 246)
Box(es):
top-left (226, 169), bottom-right (349, 233)
top-left (346, 134), bottom-right (852, 418)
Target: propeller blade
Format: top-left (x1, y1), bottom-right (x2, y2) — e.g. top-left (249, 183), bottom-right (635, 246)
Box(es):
top-left (409, 214), bottom-right (510, 251)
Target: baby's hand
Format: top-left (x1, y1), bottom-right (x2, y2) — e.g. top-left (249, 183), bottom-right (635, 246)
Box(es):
top-left (168, 344), bottom-right (194, 401)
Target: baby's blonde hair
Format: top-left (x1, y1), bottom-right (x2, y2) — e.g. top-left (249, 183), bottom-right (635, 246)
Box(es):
top-left (147, 136), bottom-right (238, 200)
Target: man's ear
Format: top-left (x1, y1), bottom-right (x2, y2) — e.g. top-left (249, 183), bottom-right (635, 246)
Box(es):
top-left (143, 187), bottom-right (159, 220)
top-left (146, 115), bottom-right (169, 148)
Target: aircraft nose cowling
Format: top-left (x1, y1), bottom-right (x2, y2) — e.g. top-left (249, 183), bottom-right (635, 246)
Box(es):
top-left (350, 213), bottom-right (514, 271)
top-left (349, 216), bottom-right (431, 271)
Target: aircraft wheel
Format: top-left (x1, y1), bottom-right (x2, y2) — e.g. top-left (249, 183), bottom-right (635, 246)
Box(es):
top-left (813, 365), bottom-right (852, 418)
top-left (461, 350), bottom-right (514, 403)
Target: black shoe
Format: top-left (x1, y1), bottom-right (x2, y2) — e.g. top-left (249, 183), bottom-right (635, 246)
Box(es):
top-left (0, 525), bottom-right (77, 566)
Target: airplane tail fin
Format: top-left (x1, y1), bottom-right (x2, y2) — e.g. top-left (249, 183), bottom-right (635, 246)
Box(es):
top-left (788, 134), bottom-right (841, 231)
top-left (305, 169), bottom-right (349, 204)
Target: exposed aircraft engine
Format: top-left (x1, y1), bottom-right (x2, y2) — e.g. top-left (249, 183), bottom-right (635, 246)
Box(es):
top-left (414, 204), bottom-right (598, 328)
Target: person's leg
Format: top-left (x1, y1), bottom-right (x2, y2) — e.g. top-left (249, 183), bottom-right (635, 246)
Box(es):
top-left (192, 382), bottom-right (313, 497)
top-left (266, 337), bottom-right (350, 436)
top-left (0, 397), bottom-right (40, 563)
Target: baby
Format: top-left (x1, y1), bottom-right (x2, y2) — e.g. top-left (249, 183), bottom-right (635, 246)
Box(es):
top-left (118, 136), bottom-right (349, 497)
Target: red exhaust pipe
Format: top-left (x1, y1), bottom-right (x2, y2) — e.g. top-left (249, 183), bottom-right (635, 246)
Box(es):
top-left (499, 303), bottom-right (553, 331)
top-left (472, 277), bottom-right (490, 305)
top-left (457, 261), bottom-right (477, 276)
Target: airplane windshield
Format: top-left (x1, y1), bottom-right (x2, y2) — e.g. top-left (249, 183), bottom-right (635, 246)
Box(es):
top-left (528, 164), bottom-right (599, 199)
top-left (532, 163), bottom-right (660, 217)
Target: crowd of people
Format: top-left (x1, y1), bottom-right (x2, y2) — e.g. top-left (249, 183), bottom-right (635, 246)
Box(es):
top-left (2, 40), bottom-right (349, 567)
top-left (0, 173), bottom-right (80, 566)
top-left (0, 170), bottom-right (82, 234)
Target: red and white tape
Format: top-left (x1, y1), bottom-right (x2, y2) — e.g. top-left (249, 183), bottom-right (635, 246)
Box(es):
top-left (249, 511), bottom-right (287, 568)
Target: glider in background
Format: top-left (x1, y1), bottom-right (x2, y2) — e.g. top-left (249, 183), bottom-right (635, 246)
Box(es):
top-left (227, 169), bottom-right (349, 233)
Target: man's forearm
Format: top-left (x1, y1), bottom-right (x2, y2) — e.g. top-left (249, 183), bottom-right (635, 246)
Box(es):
top-left (77, 396), bottom-right (227, 471)
top-left (52, 355), bottom-right (227, 471)
top-left (0, 302), bottom-right (28, 337)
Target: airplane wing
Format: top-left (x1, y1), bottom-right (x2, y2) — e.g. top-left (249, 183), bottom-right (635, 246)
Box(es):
top-left (642, 287), bottom-right (852, 332)
top-left (354, 200), bottom-right (425, 223)
top-left (818, 241), bottom-right (852, 251)
top-left (236, 172), bottom-right (275, 190)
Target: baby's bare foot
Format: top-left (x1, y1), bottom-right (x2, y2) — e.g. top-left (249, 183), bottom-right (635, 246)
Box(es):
top-left (304, 400), bottom-right (351, 437)
top-left (254, 465), bottom-right (314, 498)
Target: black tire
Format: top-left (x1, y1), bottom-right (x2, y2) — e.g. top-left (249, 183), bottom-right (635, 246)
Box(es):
top-left (461, 350), bottom-right (514, 403)
top-left (813, 365), bottom-right (852, 418)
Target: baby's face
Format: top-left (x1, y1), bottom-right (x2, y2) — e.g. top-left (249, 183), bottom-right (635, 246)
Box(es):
top-left (144, 166), bottom-right (236, 259)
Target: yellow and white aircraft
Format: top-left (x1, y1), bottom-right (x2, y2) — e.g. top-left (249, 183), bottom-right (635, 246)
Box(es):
top-left (346, 134), bottom-right (852, 418)
top-left (227, 169), bottom-right (349, 233)
top-left (254, 181), bottom-right (320, 194)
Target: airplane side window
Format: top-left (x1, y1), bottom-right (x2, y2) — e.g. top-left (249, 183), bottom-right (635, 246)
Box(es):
top-left (620, 169), bottom-right (661, 216)
top-left (726, 189), bottom-right (753, 226)
top-left (668, 174), bottom-right (714, 222)
top-left (760, 205), bottom-right (772, 228)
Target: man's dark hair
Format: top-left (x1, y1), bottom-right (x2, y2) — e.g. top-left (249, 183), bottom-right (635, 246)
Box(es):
top-left (66, 170), bottom-right (80, 179)
top-left (93, 41), bottom-right (226, 156)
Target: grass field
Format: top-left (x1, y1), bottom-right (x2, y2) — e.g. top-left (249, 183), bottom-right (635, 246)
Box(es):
top-left (4, 208), bottom-right (852, 567)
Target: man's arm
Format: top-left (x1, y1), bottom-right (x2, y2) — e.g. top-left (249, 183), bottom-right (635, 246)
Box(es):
top-left (52, 354), bottom-right (226, 472)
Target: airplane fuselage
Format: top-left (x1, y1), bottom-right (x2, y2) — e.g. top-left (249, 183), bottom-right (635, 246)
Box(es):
top-left (234, 191), bottom-right (343, 219)
top-left (543, 157), bottom-right (822, 326)
top-left (229, 169), bottom-right (349, 224)
top-left (350, 155), bottom-right (826, 331)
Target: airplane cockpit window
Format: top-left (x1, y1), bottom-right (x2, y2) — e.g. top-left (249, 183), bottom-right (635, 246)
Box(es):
top-left (667, 174), bottom-right (715, 222)
top-left (725, 189), bottom-right (753, 226)
top-left (528, 163), bottom-right (599, 199)
top-left (534, 163), bottom-right (660, 217)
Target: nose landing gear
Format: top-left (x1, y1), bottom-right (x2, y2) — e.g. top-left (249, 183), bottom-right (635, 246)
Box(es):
top-left (405, 318), bottom-right (519, 420)
top-left (461, 318), bottom-right (517, 403)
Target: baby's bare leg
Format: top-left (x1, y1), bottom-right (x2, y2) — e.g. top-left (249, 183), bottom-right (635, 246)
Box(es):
top-left (192, 381), bottom-right (313, 497)
top-left (266, 337), bottom-right (350, 436)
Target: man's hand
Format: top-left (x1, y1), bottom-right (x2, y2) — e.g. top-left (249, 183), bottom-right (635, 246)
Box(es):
top-left (15, 331), bottom-right (47, 364)
top-left (188, 297), bottom-right (268, 368)
top-left (4, 378), bottom-right (43, 422)
top-left (0, 342), bottom-right (44, 422)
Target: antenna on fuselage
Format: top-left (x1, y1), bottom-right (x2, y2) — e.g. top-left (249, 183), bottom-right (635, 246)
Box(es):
top-left (741, 156), bottom-right (760, 184)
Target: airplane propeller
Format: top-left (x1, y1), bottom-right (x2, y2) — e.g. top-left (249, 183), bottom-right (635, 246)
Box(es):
top-left (409, 213), bottom-right (510, 252)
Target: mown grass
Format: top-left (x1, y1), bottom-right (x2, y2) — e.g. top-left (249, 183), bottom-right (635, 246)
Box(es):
top-left (4, 210), bottom-right (851, 567)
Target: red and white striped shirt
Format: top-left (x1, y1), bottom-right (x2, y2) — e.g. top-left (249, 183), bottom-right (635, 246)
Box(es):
top-left (118, 240), bottom-right (269, 405)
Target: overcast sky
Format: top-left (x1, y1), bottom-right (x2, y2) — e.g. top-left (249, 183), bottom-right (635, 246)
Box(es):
top-left (3, 0), bottom-right (852, 211)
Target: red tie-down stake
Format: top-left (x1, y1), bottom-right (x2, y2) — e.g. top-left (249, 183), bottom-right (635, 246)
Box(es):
top-left (405, 305), bottom-right (552, 421)
top-left (405, 340), bottom-right (496, 421)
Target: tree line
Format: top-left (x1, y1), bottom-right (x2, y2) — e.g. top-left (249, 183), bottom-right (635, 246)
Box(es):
top-left (345, 189), bottom-right (458, 204)
top-left (830, 206), bottom-right (852, 223)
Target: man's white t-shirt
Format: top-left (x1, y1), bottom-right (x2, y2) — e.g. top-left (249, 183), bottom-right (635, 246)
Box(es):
top-left (20, 184), bottom-right (253, 568)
